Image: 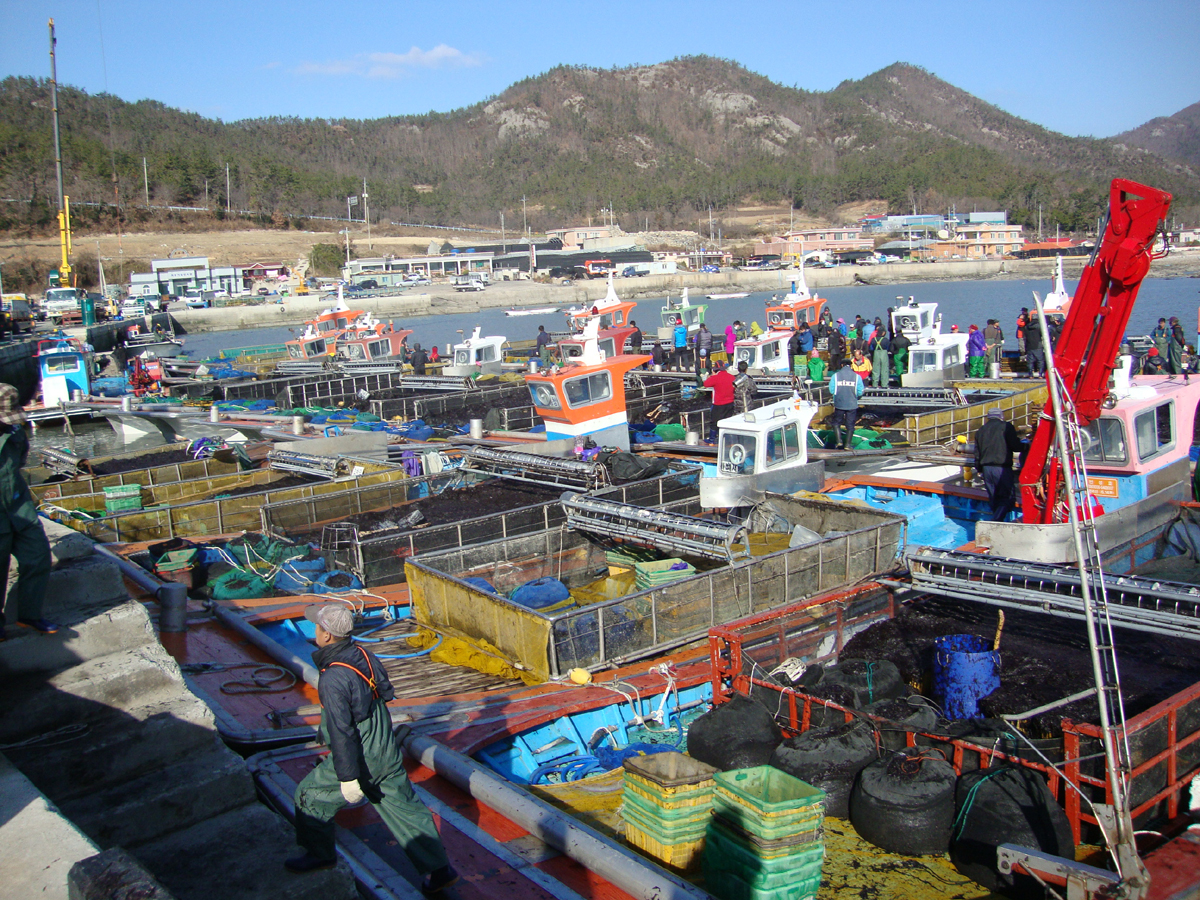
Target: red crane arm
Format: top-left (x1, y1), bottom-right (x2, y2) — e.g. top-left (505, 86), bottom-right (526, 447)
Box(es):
top-left (1018, 179), bottom-right (1172, 524)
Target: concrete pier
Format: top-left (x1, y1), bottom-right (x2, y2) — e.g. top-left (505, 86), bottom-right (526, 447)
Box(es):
top-left (0, 519), bottom-right (355, 900)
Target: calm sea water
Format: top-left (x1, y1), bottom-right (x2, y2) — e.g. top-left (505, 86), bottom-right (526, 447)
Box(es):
top-left (38, 275), bottom-right (1200, 459)
top-left (180, 276), bottom-right (1200, 360)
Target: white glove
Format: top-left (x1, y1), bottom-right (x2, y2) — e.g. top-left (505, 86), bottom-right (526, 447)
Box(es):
top-left (340, 780), bottom-right (364, 804)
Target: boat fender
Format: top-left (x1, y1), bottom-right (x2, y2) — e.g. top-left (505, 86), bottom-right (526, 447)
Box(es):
top-left (849, 748), bottom-right (957, 855)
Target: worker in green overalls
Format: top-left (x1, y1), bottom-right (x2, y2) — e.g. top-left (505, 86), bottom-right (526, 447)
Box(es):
top-left (286, 603), bottom-right (457, 894)
top-left (0, 384), bottom-right (56, 642)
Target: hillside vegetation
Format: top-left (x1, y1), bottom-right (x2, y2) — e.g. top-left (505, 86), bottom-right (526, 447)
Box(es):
top-left (1, 58), bottom-right (1196, 240)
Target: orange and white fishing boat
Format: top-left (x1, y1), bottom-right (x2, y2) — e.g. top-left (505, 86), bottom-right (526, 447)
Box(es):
top-left (525, 316), bottom-right (650, 450)
top-left (284, 286), bottom-right (363, 359)
top-left (763, 267), bottom-right (828, 331)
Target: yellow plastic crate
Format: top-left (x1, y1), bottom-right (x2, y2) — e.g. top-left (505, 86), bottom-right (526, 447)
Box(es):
top-left (624, 775), bottom-right (714, 810)
top-left (624, 821), bottom-right (706, 872)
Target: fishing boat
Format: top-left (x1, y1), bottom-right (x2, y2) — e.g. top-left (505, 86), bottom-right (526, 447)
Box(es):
top-left (285, 287), bottom-right (364, 359)
top-left (37, 339), bottom-right (91, 406)
top-left (762, 269), bottom-right (827, 332)
top-left (525, 317), bottom-right (650, 451)
top-left (706, 292), bottom-right (749, 300)
top-left (732, 329), bottom-right (792, 373)
top-left (124, 328), bottom-right (184, 359)
top-left (891, 295), bottom-right (969, 387)
top-left (660, 288), bottom-right (708, 337)
top-left (505, 306), bottom-right (559, 317)
top-left (442, 326), bottom-right (506, 377)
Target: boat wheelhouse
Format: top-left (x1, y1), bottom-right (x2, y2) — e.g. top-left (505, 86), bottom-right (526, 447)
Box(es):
top-left (732, 330), bottom-right (791, 373)
top-left (525, 318), bottom-right (650, 451)
top-left (284, 323), bottom-right (329, 361)
top-left (660, 288), bottom-right (708, 336)
top-left (891, 296), bottom-right (969, 387)
top-left (333, 312), bottom-right (413, 363)
top-left (1043, 255), bottom-right (1072, 319)
top-left (558, 325), bottom-right (636, 364)
top-left (306, 287), bottom-right (364, 341)
top-left (38, 340), bottom-right (90, 406)
top-left (443, 326), bottom-right (505, 376)
top-left (700, 395), bottom-right (824, 508)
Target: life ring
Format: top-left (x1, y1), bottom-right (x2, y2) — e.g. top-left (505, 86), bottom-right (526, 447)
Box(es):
top-left (533, 384), bottom-right (556, 407)
top-left (728, 443), bottom-right (746, 465)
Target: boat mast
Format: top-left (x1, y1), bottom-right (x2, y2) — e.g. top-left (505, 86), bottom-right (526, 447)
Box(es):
top-left (48, 18), bottom-right (72, 287)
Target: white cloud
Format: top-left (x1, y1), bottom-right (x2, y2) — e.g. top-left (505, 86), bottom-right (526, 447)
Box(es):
top-left (294, 45), bottom-right (483, 80)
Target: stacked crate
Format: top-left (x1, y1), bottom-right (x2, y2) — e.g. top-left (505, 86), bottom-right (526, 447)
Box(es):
top-left (704, 766), bottom-right (826, 900)
top-left (621, 751), bottom-right (718, 872)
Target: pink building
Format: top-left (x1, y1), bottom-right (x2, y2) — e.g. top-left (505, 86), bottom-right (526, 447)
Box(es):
top-left (754, 227), bottom-right (875, 261)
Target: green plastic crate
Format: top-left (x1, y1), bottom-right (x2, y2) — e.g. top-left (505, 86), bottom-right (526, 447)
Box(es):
top-left (705, 866), bottom-right (822, 900)
top-left (634, 559), bottom-right (696, 589)
top-left (713, 766), bottom-right (826, 817)
top-left (622, 799), bottom-right (711, 843)
top-left (712, 791), bottom-right (823, 842)
top-left (704, 820), bottom-right (824, 891)
top-left (103, 483), bottom-right (143, 512)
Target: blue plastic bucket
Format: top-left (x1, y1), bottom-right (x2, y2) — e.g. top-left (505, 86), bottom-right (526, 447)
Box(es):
top-left (933, 634), bottom-right (1000, 719)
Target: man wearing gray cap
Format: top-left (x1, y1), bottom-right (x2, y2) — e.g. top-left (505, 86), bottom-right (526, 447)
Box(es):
top-left (287, 603), bottom-right (456, 893)
top-left (973, 407), bottom-right (1025, 521)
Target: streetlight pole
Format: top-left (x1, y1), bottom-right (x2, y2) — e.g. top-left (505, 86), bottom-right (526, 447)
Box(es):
top-left (521, 195), bottom-right (527, 237)
top-left (363, 178), bottom-right (371, 250)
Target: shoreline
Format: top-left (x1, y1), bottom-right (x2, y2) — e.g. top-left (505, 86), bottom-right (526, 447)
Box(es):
top-left (163, 252), bottom-right (1200, 335)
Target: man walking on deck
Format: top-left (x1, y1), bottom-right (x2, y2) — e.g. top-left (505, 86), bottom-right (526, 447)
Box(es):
top-left (828, 361), bottom-right (864, 451)
top-left (536, 326), bottom-right (553, 366)
top-left (287, 604), bottom-right (457, 893)
top-left (974, 407), bottom-right (1024, 521)
top-left (0, 385), bottom-right (56, 641)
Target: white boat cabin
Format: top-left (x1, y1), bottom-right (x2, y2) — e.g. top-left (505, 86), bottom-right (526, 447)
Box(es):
top-left (699, 396), bottom-right (824, 508)
top-left (891, 296), bottom-right (968, 387)
top-left (444, 326), bottom-right (505, 376)
top-left (39, 341), bottom-right (90, 406)
top-left (733, 332), bottom-right (791, 373)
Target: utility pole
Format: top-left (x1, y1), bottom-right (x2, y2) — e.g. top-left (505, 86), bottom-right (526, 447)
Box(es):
top-left (204, 178), bottom-right (209, 209)
top-left (225, 164), bottom-right (231, 212)
top-left (501, 212), bottom-right (506, 254)
top-left (520, 195), bottom-right (527, 237)
top-left (362, 178), bottom-right (371, 249)
top-left (143, 157), bottom-right (150, 207)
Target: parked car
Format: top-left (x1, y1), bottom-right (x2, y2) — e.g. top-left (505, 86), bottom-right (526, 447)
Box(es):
top-left (621, 265), bottom-right (649, 277)
top-left (357, 279), bottom-right (379, 290)
top-left (700, 264), bottom-right (721, 273)
top-left (256, 287), bottom-right (270, 296)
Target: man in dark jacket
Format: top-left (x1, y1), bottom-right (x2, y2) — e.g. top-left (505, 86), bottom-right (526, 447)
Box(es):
top-left (0, 385), bottom-right (56, 641)
top-left (1169, 316), bottom-right (1186, 375)
top-left (828, 362), bottom-right (864, 450)
top-left (787, 327), bottom-right (804, 378)
top-left (629, 319), bottom-right (643, 353)
top-left (890, 329), bottom-right (911, 383)
top-left (974, 407), bottom-right (1025, 521)
top-left (827, 328), bottom-right (846, 373)
top-left (1143, 347), bottom-right (1168, 374)
top-left (287, 603), bottom-right (456, 892)
top-left (409, 343), bottom-right (428, 375)
top-left (1025, 312), bottom-right (1045, 376)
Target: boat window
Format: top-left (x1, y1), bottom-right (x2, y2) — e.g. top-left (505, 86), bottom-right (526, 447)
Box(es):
top-left (920, 312), bottom-right (930, 328)
top-left (1135, 402), bottom-right (1174, 461)
top-left (455, 350), bottom-right (470, 366)
top-left (318, 321), bottom-right (337, 332)
top-left (306, 339), bottom-right (327, 358)
top-left (369, 340), bottom-right (390, 359)
top-left (720, 433), bottom-right (757, 474)
top-left (1081, 417), bottom-right (1128, 465)
top-left (598, 314), bottom-right (613, 329)
top-left (563, 372), bottom-right (612, 408)
top-left (806, 308), bottom-right (816, 323)
top-left (613, 311), bottom-right (626, 326)
top-left (45, 356), bottom-right (80, 374)
top-left (336, 317), bottom-right (350, 329)
top-left (944, 347), bottom-right (960, 366)
top-left (736, 347), bottom-right (754, 364)
top-left (529, 381), bottom-right (561, 410)
top-left (766, 424), bottom-right (801, 467)
top-left (561, 343), bottom-right (583, 360)
top-left (598, 339), bottom-right (615, 359)
top-left (897, 314), bottom-right (918, 331)
top-left (762, 342), bottom-right (779, 362)
top-left (344, 343), bottom-right (366, 359)
top-left (479, 344), bottom-right (498, 363)
top-left (767, 312), bottom-right (788, 328)
top-left (910, 351), bottom-right (938, 373)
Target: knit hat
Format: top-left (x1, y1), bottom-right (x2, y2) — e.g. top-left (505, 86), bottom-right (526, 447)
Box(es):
top-left (0, 384), bottom-right (26, 427)
top-left (304, 603), bottom-right (354, 638)
top-left (837, 318), bottom-right (845, 323)
top-left (1148, 347), bottom-right (1159, 356)
top-left (987, 407), bottom-right (1004, 419)
top-left (969, 324), bottom-right (979, 332)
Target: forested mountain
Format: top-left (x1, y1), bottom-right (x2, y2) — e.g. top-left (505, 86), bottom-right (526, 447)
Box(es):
top-left (1112, 101), bottom-right (1200, 171)
top-left (1, 57), bottom-right (1196, 237)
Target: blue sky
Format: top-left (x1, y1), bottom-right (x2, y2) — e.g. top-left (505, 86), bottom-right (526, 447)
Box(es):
top-left (3, 0), bottom-right (1197, 137)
